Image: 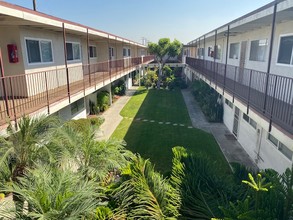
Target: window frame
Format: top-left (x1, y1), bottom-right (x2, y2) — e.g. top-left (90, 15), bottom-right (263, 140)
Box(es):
top-left (89, 45), bottom-right (97, 58)
top-left (268, 133), bottom-right (293, 161)
top-left (123, 47), bottom-right (130, 57)
top-left (25, 37), bottom-right (54, 65)
top-left (249, 39), bottom-right (268, 62)
top-left (66, 41), bottom-right (81, 61)
top-left (242, 113), bottom-right (257, 129)
top-left (229, 42), bottom-right (240, 59)
top-left (71, 98), bottom-right (85, 115)
top-left (276, 33), bottom-right (293, 66)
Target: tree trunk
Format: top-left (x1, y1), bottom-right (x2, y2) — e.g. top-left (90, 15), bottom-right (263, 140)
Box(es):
top-left (157, 64), bottom-right (162, 89)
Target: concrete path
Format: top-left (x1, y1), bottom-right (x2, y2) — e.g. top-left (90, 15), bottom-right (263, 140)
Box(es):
top-left (96, 87), bottom-right (138, 140)
top-left (181, 89), bottom-right (258, 171)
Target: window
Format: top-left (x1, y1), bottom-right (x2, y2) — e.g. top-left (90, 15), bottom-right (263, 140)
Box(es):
top-left (71, 98), bottom-right (84, 115)
top-left (26, 38), bottom-right (53, 63)
top-left (268, 133), bottom-right (293, 160)
top-left (66, 42), bottom-right (81, 61)
top-left (89, 46), bottom-right (97, 58)
top-left (123, 47), bottom-right (130, 57)
top-left (277, 35), bottom-right (293, 65)
top-left (225, 99), bottom-right (233, 109)
top-left (249, 39), bottom-right (268, 62)
top-left (198, 48), bottom-right (204, 58)
top-left (229, 43), bottom-right (240, 59)
top-left (243, 113), bottom-right (257, 129)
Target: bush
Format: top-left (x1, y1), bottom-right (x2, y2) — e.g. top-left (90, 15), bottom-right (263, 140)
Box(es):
top-left (191, 80), bottom-right (223, 122)
top-left (97, 91), bottom-right (110, 112)
top-left (112, 80), bottom-right (126, 96)
top-left (65, 117), bottom-right (104, 132)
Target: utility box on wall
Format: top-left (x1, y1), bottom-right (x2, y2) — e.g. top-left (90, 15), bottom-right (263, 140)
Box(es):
top-left (7, 44), bottom-right (19, 63)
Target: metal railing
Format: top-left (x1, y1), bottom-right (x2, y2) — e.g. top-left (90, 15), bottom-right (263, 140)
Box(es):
top-left (186, 57), bottom-right (293, 135)
top-left (0, 55), bottom-right (154, 126)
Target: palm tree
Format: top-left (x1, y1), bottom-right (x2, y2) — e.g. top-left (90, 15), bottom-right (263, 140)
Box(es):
top-left (112, 147), bottom-right (186, 219)
top-left (50, 121), bottom-right (133, 181)
top-left (0, 165), bottom-right (101, 219)
top-left (0, 115), bottom-right (59, 182)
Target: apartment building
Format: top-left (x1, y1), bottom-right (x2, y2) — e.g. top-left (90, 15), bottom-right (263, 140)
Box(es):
top-left (0, 1), bottom-right (153, 128)
top-left (183, 0), bottom-right (293, 173)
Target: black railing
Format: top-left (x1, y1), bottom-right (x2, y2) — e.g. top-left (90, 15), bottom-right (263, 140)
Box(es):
top-left (186, 57), bottom-right (293, 135)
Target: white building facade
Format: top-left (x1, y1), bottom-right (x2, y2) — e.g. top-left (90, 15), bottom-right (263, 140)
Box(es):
top-left (184, 0), bottom-right (293, 173)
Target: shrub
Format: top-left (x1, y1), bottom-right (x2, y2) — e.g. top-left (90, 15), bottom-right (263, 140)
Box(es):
top-left (191, 80), bottom-right (223, 122)
top-left (65, 117), bottom-right (104, 132)
top-left (112, 80), bottom-right (126, 96)
top-left (97, 91), bottom-right (110, 112)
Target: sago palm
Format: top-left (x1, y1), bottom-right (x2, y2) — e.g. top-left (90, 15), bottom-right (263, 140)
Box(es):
top-left (0, 115), bottom-right (59, 181)
top-left (0, 165), bottom-right (102, 219)
top-left (112, 147), bottom-right (186, 219)
top-left (50, 122), bottom-right (133, 181)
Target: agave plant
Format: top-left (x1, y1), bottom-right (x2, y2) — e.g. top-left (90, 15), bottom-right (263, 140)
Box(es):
top-left (0, 165), bottom-right (102, 219)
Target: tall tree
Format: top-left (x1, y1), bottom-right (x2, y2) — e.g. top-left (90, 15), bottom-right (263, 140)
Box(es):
top-left (148, 38), bottom-right (182, 88)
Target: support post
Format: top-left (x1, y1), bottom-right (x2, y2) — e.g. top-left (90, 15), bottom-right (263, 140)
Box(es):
top-left (0, 48), bottom-right (9, 117)
top-left (263, 1), bottom-right (277, 113)
top-left (62, 23), bottom-right (70, 103)
top-left (87, 28), bottom-right (91, 85)
top-left (223, 25), bottom-right (230, 95)
top-left (214, 30), bottom-right (217, 90)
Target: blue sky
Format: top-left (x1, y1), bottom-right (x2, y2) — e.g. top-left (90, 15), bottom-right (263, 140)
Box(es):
top-left (3, 0), bottom-right (272, 44)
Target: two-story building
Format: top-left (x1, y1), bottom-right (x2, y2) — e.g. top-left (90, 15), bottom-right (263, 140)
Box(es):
top-left (0, 1), bottom-right (153, 127)
top-left (184, 0), bottom-right (293, 173)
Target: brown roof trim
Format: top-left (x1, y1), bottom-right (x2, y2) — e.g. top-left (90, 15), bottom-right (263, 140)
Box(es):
top-left (0, 1), bottom-right (145, 47)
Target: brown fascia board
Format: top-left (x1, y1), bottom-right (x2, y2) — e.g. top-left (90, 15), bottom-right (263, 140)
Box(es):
top-left (0, 1), bottom-right (146, 48)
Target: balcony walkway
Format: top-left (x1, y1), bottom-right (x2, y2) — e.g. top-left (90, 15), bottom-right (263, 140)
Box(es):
top-left (0, 56), bottom-right (154, 129)
top-left (181, 88), bottom-right (258, 171)
top-left (186, 57), bottom-right (293, 136)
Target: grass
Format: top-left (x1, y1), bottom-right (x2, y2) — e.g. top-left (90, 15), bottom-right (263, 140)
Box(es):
top-left (111, 88), bottom-right (230, 174)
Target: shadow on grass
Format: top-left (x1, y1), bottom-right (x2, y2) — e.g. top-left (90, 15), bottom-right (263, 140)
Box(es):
top-left (120, 88), bottom-right (230, 175)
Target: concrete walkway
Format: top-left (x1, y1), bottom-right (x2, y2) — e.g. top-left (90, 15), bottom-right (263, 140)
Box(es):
top-left (181, 89), bottom-right (258, 171)
top-left (96, 87), bottom-right (138, 140)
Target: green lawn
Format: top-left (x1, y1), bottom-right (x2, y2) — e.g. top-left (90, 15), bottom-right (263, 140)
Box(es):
top-left (111, 88), bottom-right (229, 174)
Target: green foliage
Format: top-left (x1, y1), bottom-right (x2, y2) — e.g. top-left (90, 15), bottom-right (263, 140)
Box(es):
top-left (191, 80), bottom-right (223, 122)
top-left (65, 117), bottom-right (104, 134)
top-left (0, 166), bottom-right (101, 219)
top-left (0, 115), bottom-right (59, 182)
top-left (95, 206), bottom-right (113, 220)
top-left (112, 152), bottom-right (182, 219)
top-left (112, 80), bottom-right (126, 96)
top-left (97, 91), bottom-right (110, 112)
top-left (142, 70), bottom-right (158, 89)
top-left (148, 38), bottom-right (182, 63)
